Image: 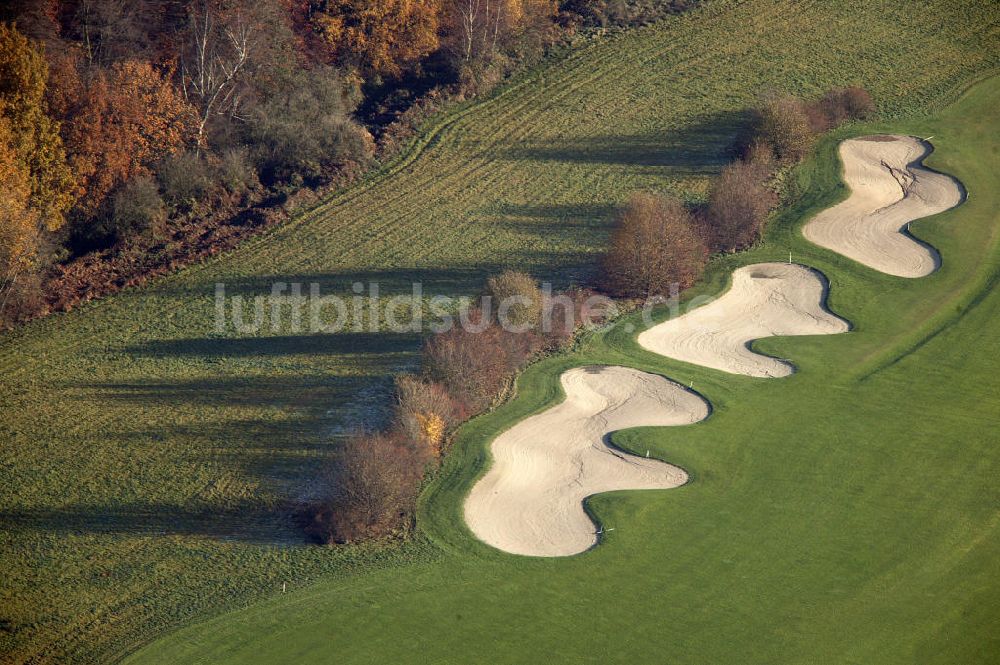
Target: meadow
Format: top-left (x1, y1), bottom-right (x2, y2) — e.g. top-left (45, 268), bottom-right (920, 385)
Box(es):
top-left (127, 71), bottom-right (1000, 665)
top-left (1, 0), bottom-right (998, 661)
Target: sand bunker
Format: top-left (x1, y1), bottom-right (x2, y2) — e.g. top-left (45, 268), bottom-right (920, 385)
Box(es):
top-left (637, 263), bottom-right (848, 377)
top-left (464, 365), bottom-right (708, 557)
top-left (462, 137), bottom-right (960, 557)
top-left (803, 134), bottom-right (963, 277)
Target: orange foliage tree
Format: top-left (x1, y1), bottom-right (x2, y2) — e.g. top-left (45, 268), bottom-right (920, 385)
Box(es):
top-left (313, 0), bottom-right (442, 77)
top-left (602, 191), bottom-right (708, 299)
top-left (54, 57), bottom-right (196, 216)
top-left (0, 116), bottom-right (37, 282)
top-left (0, 22), bottom-right (74, 318)
top-left (0, 22), bottom-right (75, 234)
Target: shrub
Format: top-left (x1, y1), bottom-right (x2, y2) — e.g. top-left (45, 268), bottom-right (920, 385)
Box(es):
top-left (74, 175), bottom-right (166, 250)
top-left (394, 374), bottom-right (463, 458)
top-left (703, 150), bottom-right (778, 252)
top-left (752, 95), bottom-right (814, 160)
top-left (602, 192), bottom-right (708, 298)
top-left (807, 85), bottom-right (875, 132)
top-left (216, 147), bottom-right (258, 194)
top-left (247, 67), bottom-right (375, 184)
top-left (835, 86), bottom-right (875, 119)
top-left (485, 270), bottom-right (543, 331)
top-left (0, 267), bottom-right (45, 328)
top-left (743, 87), bottom-right (874, 157)
top-left (455, 57), bottom-right (508, 99)
top-left (110, 175), bottom-right (166, 241)
top-left (157, 151), bottom-right (214, 208)
top-left (307, 430), bottom-right (430, 544)
top-left (742, 139), bottom-right (777, 178)
top-left (561, 0), bottom-right (698, 28)
top-left (423, 314), bottom-right (543, 413)
top-left (539, 286), bottom-right (617, 345)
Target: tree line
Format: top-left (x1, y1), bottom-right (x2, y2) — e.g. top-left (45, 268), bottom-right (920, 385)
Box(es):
top-left (603, 86), bottom-right (874, 298)
top-left (0, 0), bottom-right (697, 327)
top-left (307, 272), bottom-right (604, 543)
top-left (310, 84), bottom-right (874, 544)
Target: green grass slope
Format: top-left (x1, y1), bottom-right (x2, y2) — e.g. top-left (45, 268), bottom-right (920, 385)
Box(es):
top-left (127, 71), bottom-right (1000, 665)
top-left (1, 0), bottom-right (998, 661)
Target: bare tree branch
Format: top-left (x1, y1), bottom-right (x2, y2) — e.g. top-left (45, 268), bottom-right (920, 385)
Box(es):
top-left (180, 0), bottom-right (252, 149)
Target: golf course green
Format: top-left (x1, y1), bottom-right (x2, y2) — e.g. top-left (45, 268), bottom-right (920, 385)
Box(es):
top-left (123, 74), bottom-right (1000, 665)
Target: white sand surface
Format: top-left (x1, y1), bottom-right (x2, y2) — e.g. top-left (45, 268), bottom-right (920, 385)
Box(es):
top-left (637, 263), bottom-right (848, 377)
top-left (803, 135), bottom-right (963, 277)
top-left (464, 365), bottom-right (708, 557)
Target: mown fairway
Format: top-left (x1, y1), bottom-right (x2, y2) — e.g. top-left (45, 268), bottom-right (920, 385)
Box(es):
top-left (127, 72), bottom-right (1000, 665)
top-left (1, 1), bottom-right (998, 662)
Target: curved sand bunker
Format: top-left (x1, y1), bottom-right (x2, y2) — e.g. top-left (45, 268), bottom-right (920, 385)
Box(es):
top-left (463, 137), bottom-right (960, 557)
top-left (638, 263), bottom-right (848, 377)
top-left (464, 365), bottom-right (708, 557)
top-left (803, 135), bottom-right (963, 277)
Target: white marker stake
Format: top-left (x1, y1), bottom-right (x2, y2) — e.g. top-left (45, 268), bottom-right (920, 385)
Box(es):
top-left (282, 582), bottom-right (286, 593)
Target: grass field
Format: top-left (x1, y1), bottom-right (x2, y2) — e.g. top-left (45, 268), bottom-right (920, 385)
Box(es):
top-left (126, 71), bottom-right (1000, 665)
top-left (1, 0), bottom-right (999, 661)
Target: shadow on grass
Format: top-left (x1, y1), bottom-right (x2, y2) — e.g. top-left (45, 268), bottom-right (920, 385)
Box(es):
top-left (455, 205), bottom-right (613, 285)
top-left (77, 374), bottom-right (387, 407)
top-left (0, 502), bottom-right (308, 544)
top-left (491, 202), bottom-right (617, 236)
top-left (125, 331), bottom-right (423, 358)
top-left (53, 373), bottom-right (402, 543)
top-left (144, 266), bottom-right (505, 300)
top-left (144, 252), bottom-right (604, 304)
top-left (503, 111), bottom-right (746, 175)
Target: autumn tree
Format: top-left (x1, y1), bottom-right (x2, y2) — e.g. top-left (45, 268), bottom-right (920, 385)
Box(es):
top-left (0, 22), bottom-right (76, 323)
top-left (246, 64), bottom-right (373, 183)
top-left (703, 145), bottom-right (777, 253)
top-left (0, 22), bottom-right (75, 234)
top-left (0, 116), bottom-right (39, 318)
top-left (307, 429), bottom-right (431, 543)
top-left (485, 269), bottom-right (542, 330)
top-left (751, 94), bottom-right (814, 160)
top-left (0, 1), bottom-right (62, 45)
top-left (280, 0), bottom-right (331, 64)
top-left (806, 85), bottom-right (874, 133)
top-left (602, 192), bottom-right (707, 298)
top-left (312, 0), bottom-right (442, 78)
top-left (178, 0), bottom-right (255, 149)
top-left (58, 58), bottom-right (195, 224)
top-left (72, 0), bottom-right (162, 68)
top-left (394, 374), bottom-right (461, 459)
top-left (423, 315), bottom-right (542, 412)
top-left (443, 0), bottom-right (555, 63)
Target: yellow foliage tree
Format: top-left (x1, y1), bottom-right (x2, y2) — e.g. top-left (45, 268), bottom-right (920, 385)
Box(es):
top-left (314, 0), bottom-right (441, 78)
top-left (0, 23), bottom-right (75, 235)
top-left (414, 411), bottom-right (446, 457)
top-left (0, 117), bottom-right (38, 279)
